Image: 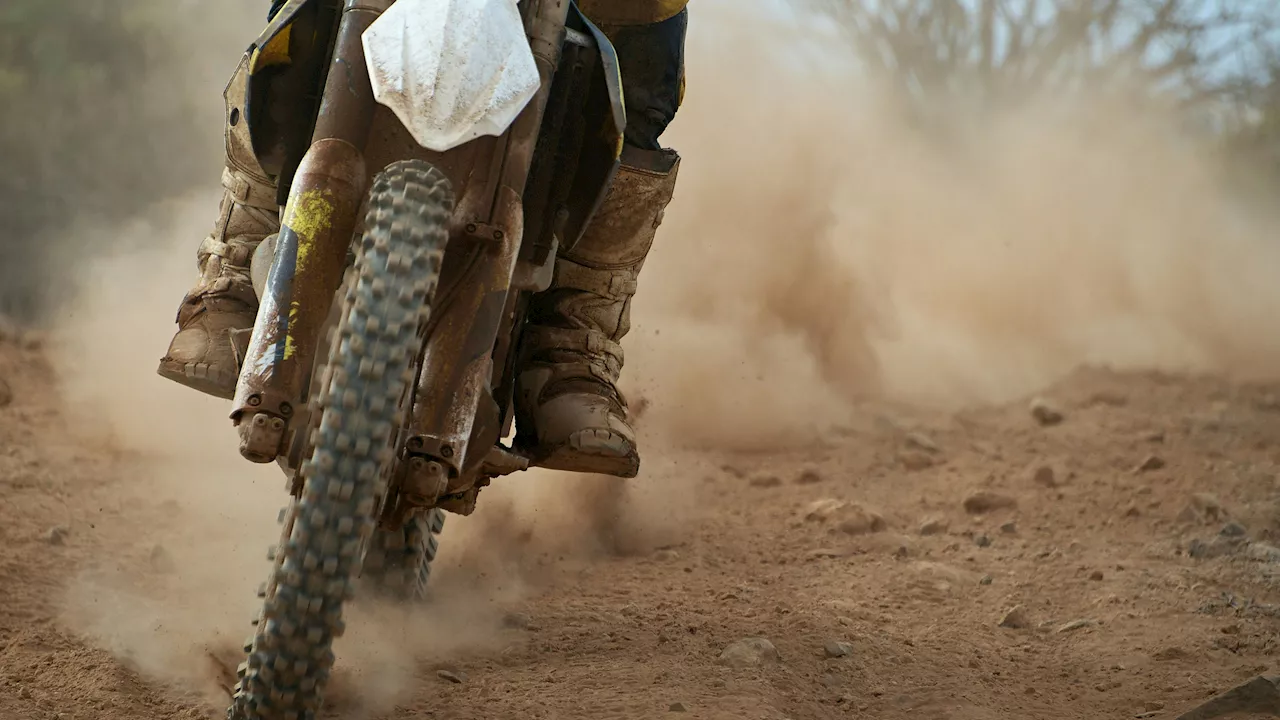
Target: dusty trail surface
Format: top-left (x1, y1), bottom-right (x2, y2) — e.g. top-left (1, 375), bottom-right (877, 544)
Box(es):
top-left (3, 328), bottom-right (1280, 720)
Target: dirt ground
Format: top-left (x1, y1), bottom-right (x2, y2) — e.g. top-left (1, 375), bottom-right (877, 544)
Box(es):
top-left (3, 323), bottom-right (1280, 720)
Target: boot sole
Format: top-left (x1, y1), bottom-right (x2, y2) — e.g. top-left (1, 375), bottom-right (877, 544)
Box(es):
top-left (534, 429), bottom-right (640, 478)
top-left (156, 359), bottom-right (237, 401)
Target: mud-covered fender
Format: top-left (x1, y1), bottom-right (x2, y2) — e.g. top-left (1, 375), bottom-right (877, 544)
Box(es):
top-left (558, 3), bottom-right (627, 251)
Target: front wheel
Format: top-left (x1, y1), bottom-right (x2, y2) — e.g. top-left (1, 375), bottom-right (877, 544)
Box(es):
top-left (361, 508), bottom-right (446, 602)
top-left (229, 160), bottom-right (454, 720)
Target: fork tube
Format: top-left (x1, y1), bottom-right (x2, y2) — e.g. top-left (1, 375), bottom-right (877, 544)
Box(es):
top-left (406, 0), bottom-right (570, 483)
top-left (230, 0), bottom-right (390, 463)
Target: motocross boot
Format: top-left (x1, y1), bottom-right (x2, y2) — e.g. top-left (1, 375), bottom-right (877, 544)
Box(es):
top-left (514, 146), bottom-right (680, 478)
top-left (157, 57), bottom-right (280, 399)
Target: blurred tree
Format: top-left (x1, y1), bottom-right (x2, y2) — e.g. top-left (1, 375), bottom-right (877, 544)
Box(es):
top-left (0, 0), bottom-right (254, 320)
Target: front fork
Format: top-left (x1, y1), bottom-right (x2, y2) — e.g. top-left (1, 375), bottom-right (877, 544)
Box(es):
top-left (230, 0), bottom-right (389, 462)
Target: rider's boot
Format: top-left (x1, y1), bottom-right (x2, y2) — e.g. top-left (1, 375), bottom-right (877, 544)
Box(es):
top-left (157, 58), bottom-right (280, 399)
top-left (513, 147), bottom-right (680, 478)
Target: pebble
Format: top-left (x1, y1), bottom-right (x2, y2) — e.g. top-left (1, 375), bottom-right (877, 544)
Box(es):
top-left (803, 499), bottom-right (845, 522)
top-left (795, 468), bottom-right (823, 485)
top-left (963, 491), bottom-right (1017, 515)
top-left (1245, 543), bottom-right (1280, 563)
top-left (974, 534), bottom-right (991, 548)
top-left (436, 669), bottom-right (466, 684)
top-left (1220, 521), bottom-right (1248, 538)
top-left (749, 475), bottom-right (782, 488)
top-left (0, 377), bottom-right (11, 408)
top-left (823, 640), bottom-right (854, 658)
top-left (919, 517), bottom-right (948, 536)
top-left (1030, 398), bottom-right (1064, 426)
top-left (46, 526), bottom-right (68, 546)
top-left (668, 702), bottom-right (687, 713)
top-left (898, 451), bottom-right (936, 471)
top-left (998, 605), bottom-right (1031, 629)
top-left (149, 544), bottom-right (176, 573)
top-left (999, 521), bottom-right (1018, 535)
top-left (1190, 493), bottom-right (1226, 521)
top-left (904, 432), bottom-right (940, 453)
top-left (802, 499), bottom-right (886, 535)
top-left (653, 549), bottom-right (680, 562)
top-left (1030, 464), bottom-right (1058, 488)
top-left (1089, 570), bottom-right (1104, 581)
top-left (718, 637), bottom-right (779, 668)
top-left (1057, 619), bottom-right (1095, 633)
top-left (979, 575), bottom-right (993, 586)
top-left (1134, 455), bottom-right (1165, 473)
top-left (837, 507), bottom-right (887, 536)
top-left (502, 612), bottom-right (533, 630)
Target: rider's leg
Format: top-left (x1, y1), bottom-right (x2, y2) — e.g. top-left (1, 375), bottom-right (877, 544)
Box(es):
top-left (513, 7), bottom-right (687, 478)
top-left (156, 53), bottom-right (280, 398)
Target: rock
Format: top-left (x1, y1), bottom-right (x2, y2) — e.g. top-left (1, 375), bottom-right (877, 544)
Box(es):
top-left (1220, 522), bottom-right (1248, 538)
top-left (1143, 429), bottom-right (1166, 443)
top-left (974, 534), bottom-right (991, 548)
top-left (46, 526), bottom-right (68, 546)
top-left (1030, 398), bottom-right (1064, 426)
top-left (1190, 493), bottom-right (1226, 521)
top-left (18, 686), bottom-right (31, 699)
top-left (963, 491), bottom-right (1017, 515)
top-left (1152, 646), bottom-right (1190, 661)
top-left (919, 517), bottom-right (948, 536)
top-left (502, 612), bottom-right (533, 630)
top-left (1057, 619), bottom-right (1095, 633)
top-left (837, 506), bottom-right (887, 536)
top-left (1031, 464), bottom-right (1058, 488)
top-left (1172, 675), bottom-right (1280, 720)
top-left (823, 640), bottom-right (854, 658)
top-left (898, 451), bottom-right (936, 471)
top-left (1088, 570), bottom-right (1104, 581)
top-left (1245, 543), bottom-right (1280, 563)
top-left (749, 475), bottom-right (782, 488)
top-left (803, 499), bottom-right (886, 534)
top-left (0, 377), bottom-right (11, 408)
top-left (911, 561), bottom-right (983, 588)
top-left (149, 544), bottom-right (175, 573)
top-left (795, 467), bottom-right (823, 485)
top-left (807, 548), bottom-right (853, 559)
top-left (904, 432), bottom-right (940, 453)
top-left (436, 669), bottom-right (467, 684)
top-left (999, 521), bottom-right (1018, 534)
top-left (803, 499), bottom-right (846, 522)
top-left (668, 702), bottom-right (687, 713)
top-left (979, 574), bottom-right (993, 586)
top-left (718, 637), bottom-right (779, 668)
top-left (654, 549), bottom-right (680, 562)
top-left (999, 605), bottom-right (1031, 629)
top-left (1135, 455), bottom-right (1166, 473)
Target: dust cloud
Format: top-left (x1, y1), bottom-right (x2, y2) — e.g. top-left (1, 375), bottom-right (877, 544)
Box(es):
top-left (34, 0), bottom-right (1280, 713)
top-left (630, 0), bottom-right (1280, 452)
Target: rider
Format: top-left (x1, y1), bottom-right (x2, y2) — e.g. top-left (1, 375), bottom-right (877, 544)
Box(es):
top-left (157, 0), bottom-right (687, 479)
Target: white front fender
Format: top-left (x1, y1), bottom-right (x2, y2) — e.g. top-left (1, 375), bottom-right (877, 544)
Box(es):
top-left (362, 0), bottom-right (542, 153)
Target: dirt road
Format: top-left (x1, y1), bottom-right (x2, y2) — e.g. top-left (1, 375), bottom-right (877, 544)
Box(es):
top-left (3, 325), bottom-right (1280, 720)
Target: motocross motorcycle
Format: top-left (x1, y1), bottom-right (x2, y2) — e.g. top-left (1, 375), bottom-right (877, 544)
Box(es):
top-left (223, 0), bottom-right (625, 716)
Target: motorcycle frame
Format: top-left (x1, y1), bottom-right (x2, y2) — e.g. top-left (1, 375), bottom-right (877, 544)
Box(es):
top-left (230, 0), bottom-right (623, 526)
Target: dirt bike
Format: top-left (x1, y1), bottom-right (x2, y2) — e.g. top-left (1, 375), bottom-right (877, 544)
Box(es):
top-left (222, 0), bottom-right (626, 716)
